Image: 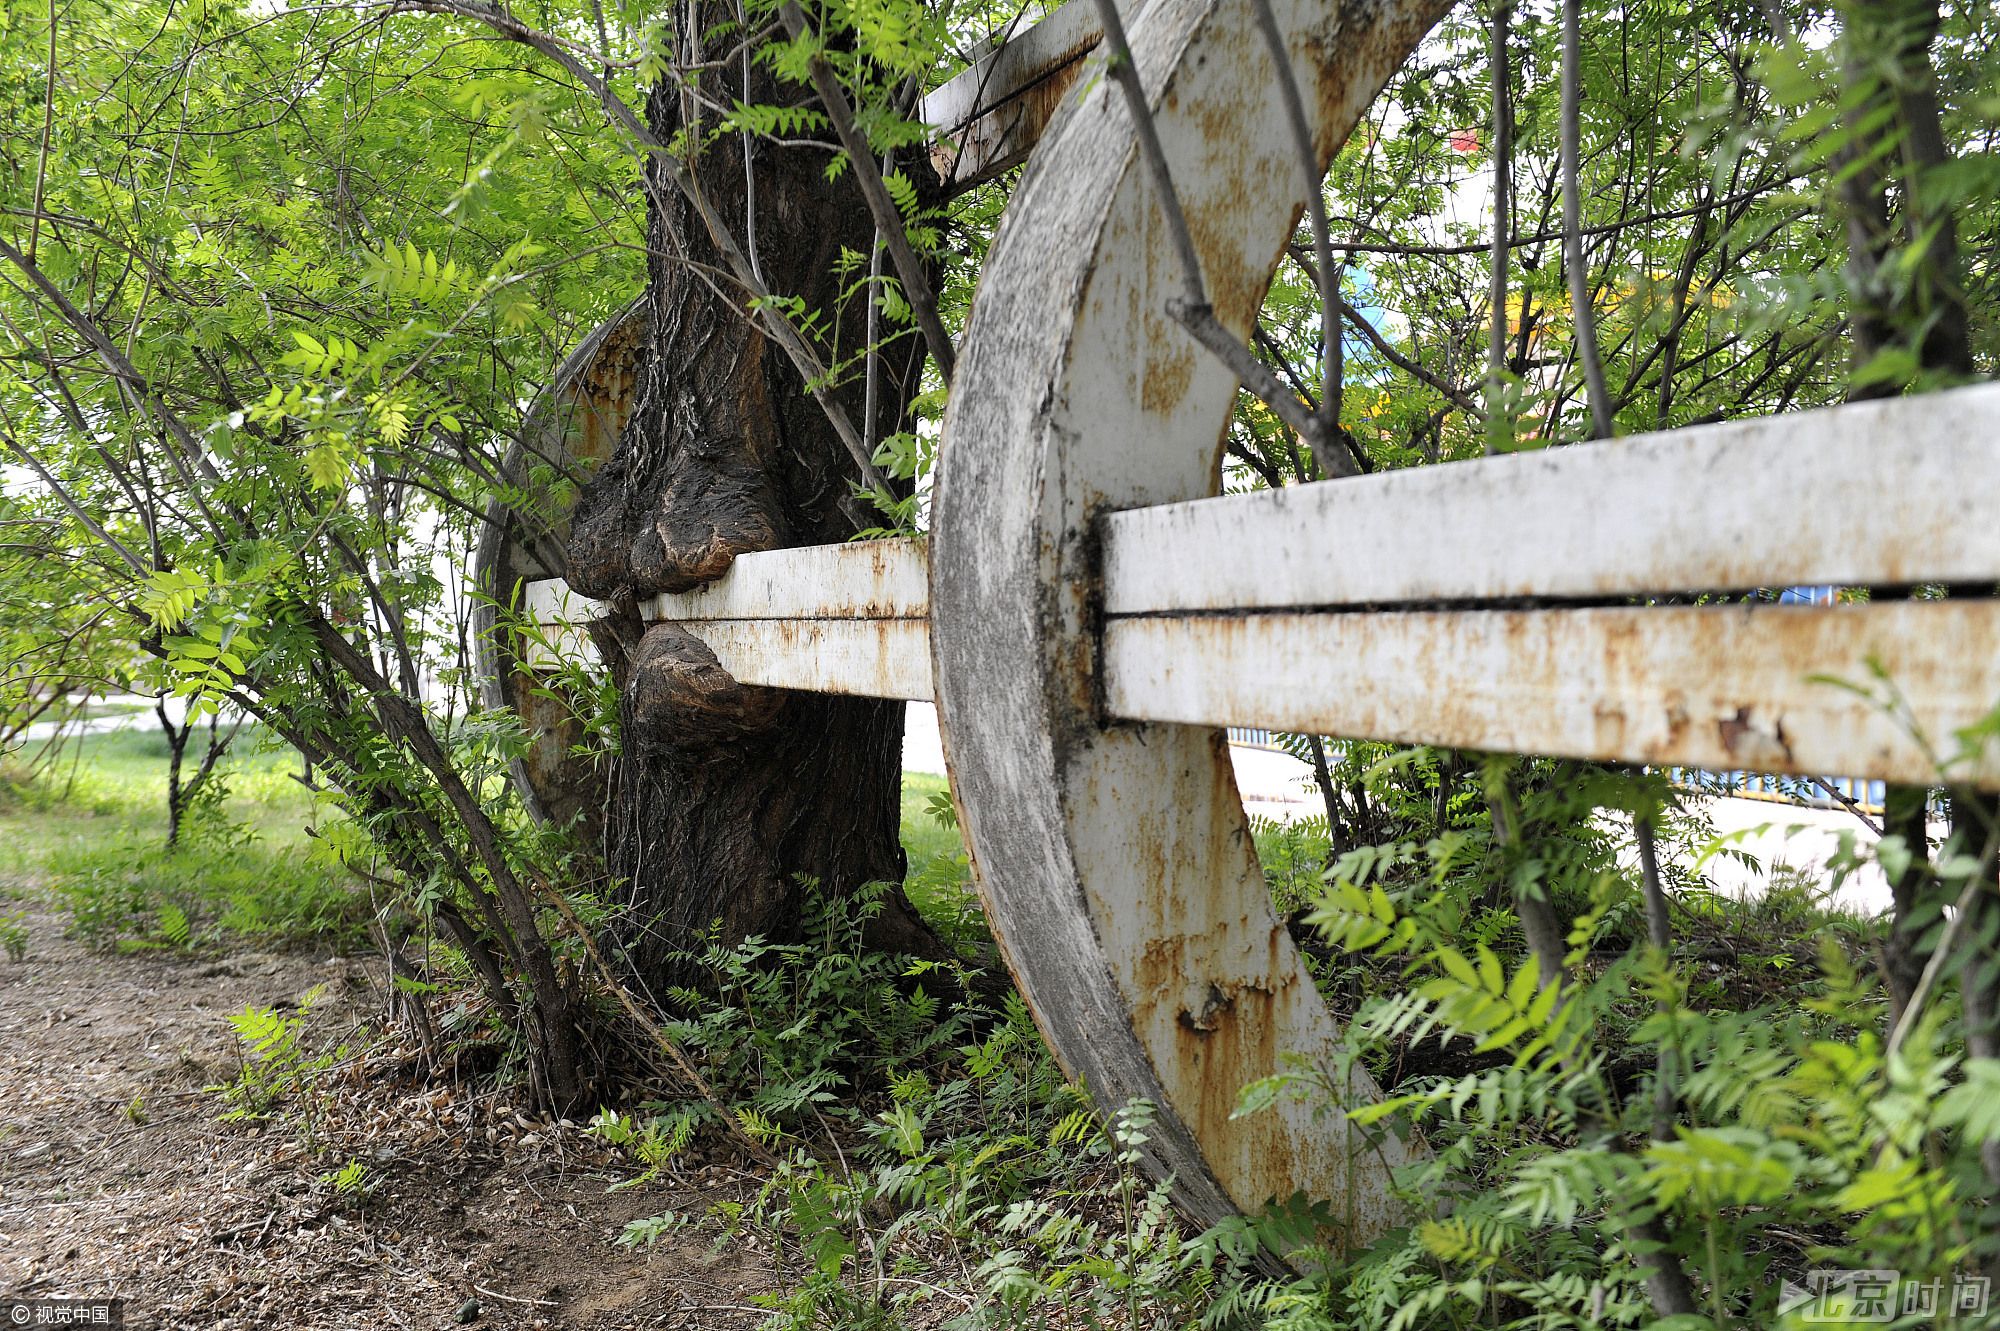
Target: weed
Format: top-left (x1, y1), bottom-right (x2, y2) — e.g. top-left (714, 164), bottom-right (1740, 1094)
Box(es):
top-left (320, 1158), bottom-right (374, 1205)
top-left (218, 1000), bottom-right (310, 1118)
top-left (217, 987), bottom-right (346, 1150)
top-left (0, 910), bottom-right (25, 961)
top-left (3, 725), bottom-right (368, 952)
top-left (590, 1105), bottom-right (703, 1189)
top-left (1250, 813), bottom-right (1332, 914)
top-left (970, 1101), bottom-right (1226, 1331)
top-left (615, 1211), bottom-right (695, 1249)
top-left (46, 839), bottom-right (364, 952)
top-left (153, 899), bottom-right (193, 951)
top-left (661, 882), bottom-right (983, 1129)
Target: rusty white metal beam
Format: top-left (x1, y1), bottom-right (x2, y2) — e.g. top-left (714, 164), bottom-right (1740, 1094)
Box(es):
top-left (523, 540), bottom-right (931, 699)
top-left (1104, 601), bottom-right (2000, 789)
top-left (673, 619), bottom-right (932, 700)
top-left (525, 485), bottom-right (2000, 779)
top-left (921, 0), bottom-right (1112, 189)
top-left (520, 578), bottom-right (605, 669)
top-left (646, 538), bottom-right (926, 621)
top-left (1104, 383), bottom-right (2000, 614)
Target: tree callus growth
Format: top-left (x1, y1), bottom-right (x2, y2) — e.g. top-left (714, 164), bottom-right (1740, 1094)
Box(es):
top-left (566, 30), bottom-right (939, 994)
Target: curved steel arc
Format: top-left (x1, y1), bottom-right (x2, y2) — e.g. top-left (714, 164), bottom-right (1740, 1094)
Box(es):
top-left (931, 0), bottom-right (1451, 1237)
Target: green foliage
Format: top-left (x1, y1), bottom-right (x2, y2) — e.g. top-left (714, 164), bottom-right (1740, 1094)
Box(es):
top-left (605, 889), bottom-right (1164, 1328)
top-left (0, 910), bottom-right (26, 962)
top-left (591, 1105), bottom-right (705, 1190)
top-left (320, 1158), bottom-right (376, 1206)
top-left (661, 882), bottom-right (985, 1128)
top-left (971, 1100), bottom-right (1229, 1330)
top-left (43, 832), bottom-right (364, 953)
top-left (615, 1210), bottom-right (695, 1249)
top-left (1212, 753), bottom-right (2000, 1331)
top-left (0, 0), bottom-right (645, 1091)
top-left (1252, 813), bottom-right (1333, 914)
top-left (219, 995), bottom-right (314, 1117)
top-left (216, 986), bottom-right (353, 1154)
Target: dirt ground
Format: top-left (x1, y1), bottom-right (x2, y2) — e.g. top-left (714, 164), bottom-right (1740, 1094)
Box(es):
top-left (0, 902), bottom-right (799, 1330)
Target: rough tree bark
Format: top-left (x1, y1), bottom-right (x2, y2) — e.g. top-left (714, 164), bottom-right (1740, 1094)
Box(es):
top-left (563, 29), bottom-right (942, 997)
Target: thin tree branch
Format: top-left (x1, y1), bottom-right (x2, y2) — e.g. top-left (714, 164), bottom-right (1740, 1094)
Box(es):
top-left (779, 1), bottom-right (955, 385)
top-left (1562, 0), bottom-right (1613, 439)
top-left (0, 434), bottom-right (152, 578)
top-left (28, 0), bottom-right (57, 266)
top-left (1634, 815), bottom-right (1677, 1142)
top-left (1486, 760), bottom-right (1702, 1318)
top-left (1485, 0), bottom-right (1514, 454)
top-left (1247, 0), bottom-right (1340, 449)
top-left (1088, 0), bottom-right (1355, 477)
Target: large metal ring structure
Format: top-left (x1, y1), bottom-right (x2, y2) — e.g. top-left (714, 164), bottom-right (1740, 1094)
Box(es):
top-left (932, 0), bottom-right (1450, 1238)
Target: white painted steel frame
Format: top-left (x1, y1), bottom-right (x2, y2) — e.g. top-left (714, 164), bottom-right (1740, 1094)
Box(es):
top-left (921, 0), bottom-right (1115, 187)
top-left (647, 538), bottom-right (927, 622)
top-left (521, 377), bottom-right (2000, 785)
top-left (526, 489), bottom-right (2000, 790)
top-left (1106, 602), bottom-right (2000, 789)
top-left (671, 619), bottom-right (933, 701)
top-left (522, 541), bottom-right (932, 699)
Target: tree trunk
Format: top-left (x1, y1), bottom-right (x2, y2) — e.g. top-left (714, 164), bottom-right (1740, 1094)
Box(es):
top-left (1839, 0), bottom-right (1973, 395)
top-left (1881, 781), bottom-right (1932, 1017)
top-left (565, 36), bottom-right (940, 996)
top-left (158, 696), bottom-right (191, 848)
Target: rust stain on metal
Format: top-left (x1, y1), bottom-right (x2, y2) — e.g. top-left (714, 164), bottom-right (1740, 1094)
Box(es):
top-left (1177, 981), bottom-right (1238, 1034)
top-left (1101, 602), bottom-right (2000, 789)
top-left (1100, 386), bottom-right (2000, 616)
top-left (1084, 726), bottom-right (1412, 1247)
top-left (931, 57), bottom-right (1095, 188)
top-left (1141, 340), bottom-right (1196, 415)
top-left (676, 617), bottom-right (933, 701)
top-left (649, 539), bottom-right (928, 623)
top-left (1718, 707), bottom-right (1794, 769)
top-left (566, 309), bottom-right (644, 473)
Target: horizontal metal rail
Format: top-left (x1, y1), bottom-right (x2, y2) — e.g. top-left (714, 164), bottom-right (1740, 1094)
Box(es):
top-left (1104, 383), bottom-right (2000, 612)
top-left (521, 541), bottom-right (933, 699)
top-left (1103, 601), bottom-right (2000, 788)
top-left (517, 386), bottom-right (2000, 789)
top-left (647, 536), bottom-right (927, 621)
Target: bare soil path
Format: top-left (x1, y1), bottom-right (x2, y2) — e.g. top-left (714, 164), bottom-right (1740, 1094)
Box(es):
top-left (0, 903), bottom-right (790, 1330)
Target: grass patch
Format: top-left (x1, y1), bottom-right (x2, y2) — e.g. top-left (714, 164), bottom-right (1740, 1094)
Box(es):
top-left (0, 725), bottom-right (367, 951)
top-left (898, 770), bottom-right (992, 960)
top-left (898, 771), bottom-right (960, 871)
top-left (6, 736), bottom-right (982, 957)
